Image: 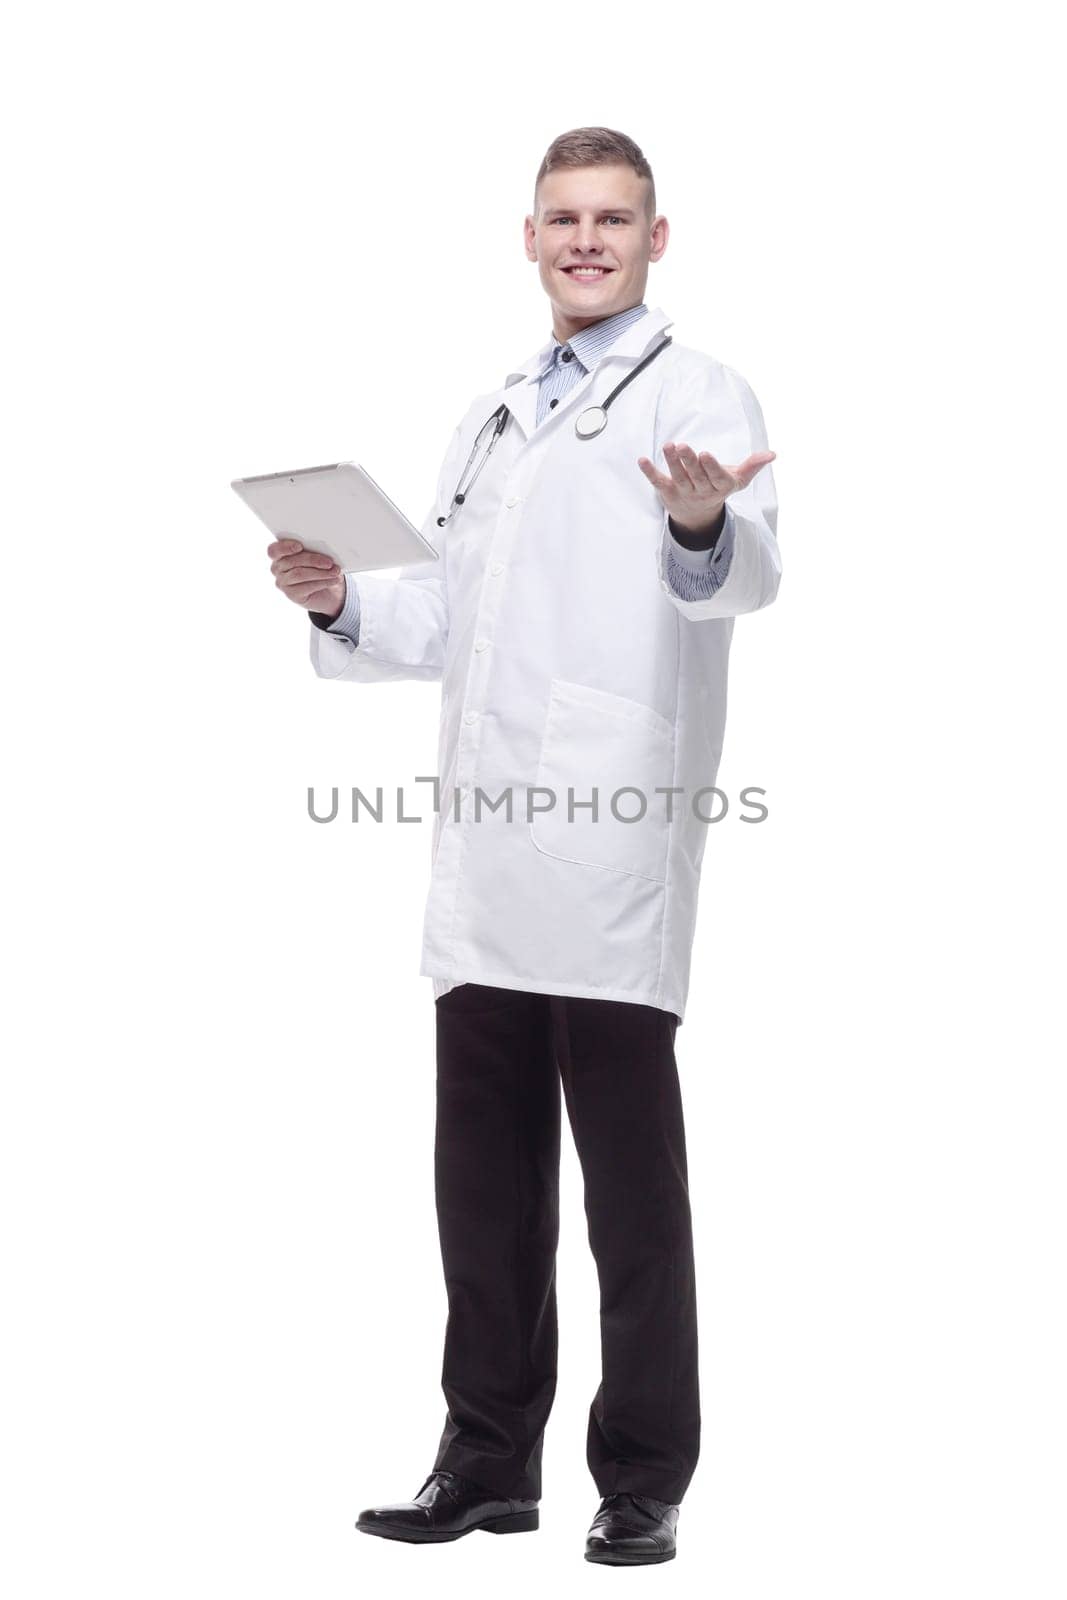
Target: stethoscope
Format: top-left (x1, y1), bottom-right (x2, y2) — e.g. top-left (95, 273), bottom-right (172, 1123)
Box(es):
top-left (436, 334), bottom-right (673, 527)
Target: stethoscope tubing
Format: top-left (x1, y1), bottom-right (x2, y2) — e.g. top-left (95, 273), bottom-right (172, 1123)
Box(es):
top-left (437, 334), bottom-right (673, 526)
top-left (436, 404), bottom-right (509, 526)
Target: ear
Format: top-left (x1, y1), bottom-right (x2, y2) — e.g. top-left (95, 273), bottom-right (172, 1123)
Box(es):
top-left (523, 215), bottom-right (538, 262)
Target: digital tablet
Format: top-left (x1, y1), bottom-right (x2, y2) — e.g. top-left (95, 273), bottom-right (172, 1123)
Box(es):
top-left (230, 460), bottom-right (439, 573)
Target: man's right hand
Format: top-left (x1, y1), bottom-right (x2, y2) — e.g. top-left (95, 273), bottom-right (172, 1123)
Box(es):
top-left (268, 538), bottom-right (345, 620)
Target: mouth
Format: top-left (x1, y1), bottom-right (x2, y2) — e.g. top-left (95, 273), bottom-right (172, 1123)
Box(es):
top-left (560, 266), bottom-right (615, 283)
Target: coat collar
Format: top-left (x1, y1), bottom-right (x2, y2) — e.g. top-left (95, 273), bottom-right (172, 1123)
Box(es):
top-left (494, 304), bottom-right (675, 441)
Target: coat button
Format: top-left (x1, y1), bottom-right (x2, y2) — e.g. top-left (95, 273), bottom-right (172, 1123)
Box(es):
top-left (490, 562), bottom-right (504, 575)
top-left (474, 638), bottom-right (489, 652)
top-left (464, 712), bottom-right (478, 724)
top-left (505, 494), bottom-right (521, 507)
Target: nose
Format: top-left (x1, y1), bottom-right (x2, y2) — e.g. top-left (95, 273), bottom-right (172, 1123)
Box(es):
top-left (573, 218), bottom-right (604, 254)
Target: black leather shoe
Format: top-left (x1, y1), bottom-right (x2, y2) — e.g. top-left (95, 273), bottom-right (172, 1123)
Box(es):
top-left (584, 1491), bottom-right (679, 1564)
top-left (355, 1468), bottom-right (539, 1543)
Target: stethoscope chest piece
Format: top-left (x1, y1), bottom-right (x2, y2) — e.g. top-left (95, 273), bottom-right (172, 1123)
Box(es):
top-left (574, 405), bottom-right (608, 440)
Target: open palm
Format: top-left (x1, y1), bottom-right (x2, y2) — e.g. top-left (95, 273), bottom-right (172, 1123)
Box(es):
top-left (637, 441), bottom-right (776, 533)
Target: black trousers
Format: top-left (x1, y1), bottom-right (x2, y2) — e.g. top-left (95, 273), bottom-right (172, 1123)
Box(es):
top-left (430, 983), bottom-right (700, 1505)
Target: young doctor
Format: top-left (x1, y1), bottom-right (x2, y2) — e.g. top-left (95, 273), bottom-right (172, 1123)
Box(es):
top-left (266, 127), bottom-right (780, 1567)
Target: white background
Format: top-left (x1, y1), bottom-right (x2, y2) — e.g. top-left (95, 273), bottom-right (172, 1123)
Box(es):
top-left (4, 2), bottom-right (1064, 1595)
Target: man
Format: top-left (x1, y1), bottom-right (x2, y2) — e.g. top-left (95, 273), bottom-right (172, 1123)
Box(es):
top-left (267, 127), bottom-right (780, 1566)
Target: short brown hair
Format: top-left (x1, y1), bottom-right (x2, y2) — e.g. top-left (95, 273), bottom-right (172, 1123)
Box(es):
top-left (534, 127), bottom-right (656, 222)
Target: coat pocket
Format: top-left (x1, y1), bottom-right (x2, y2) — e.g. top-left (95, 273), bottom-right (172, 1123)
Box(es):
top-left (529, 678), bottom-right (675, 883)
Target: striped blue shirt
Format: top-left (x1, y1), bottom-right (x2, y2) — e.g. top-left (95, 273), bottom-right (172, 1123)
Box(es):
top-left (312, 303), bottom-right (733, 642)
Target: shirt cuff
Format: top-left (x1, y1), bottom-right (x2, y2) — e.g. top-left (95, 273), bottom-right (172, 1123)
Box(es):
top-left (664, 507), bottom-right (737, 598)
top-left (666, 534), bottom-right (715, 573)
top-left (309, 573), bottom-right (361, 644)
top-left (668, 504), bottom-right (736, 567)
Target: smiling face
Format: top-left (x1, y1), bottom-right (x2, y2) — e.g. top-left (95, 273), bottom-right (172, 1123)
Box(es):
top-left (524, 163), bottom-right (668, 341)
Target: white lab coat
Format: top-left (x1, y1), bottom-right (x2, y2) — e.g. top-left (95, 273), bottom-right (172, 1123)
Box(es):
top-left (310, 306), bottom-right (780, 1022)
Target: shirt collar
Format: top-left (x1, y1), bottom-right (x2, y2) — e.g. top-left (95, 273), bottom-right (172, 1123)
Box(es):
top-left (500, 304), bottom-right (674, 404)
top-left (536, 301), bottom-right (650, 379)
